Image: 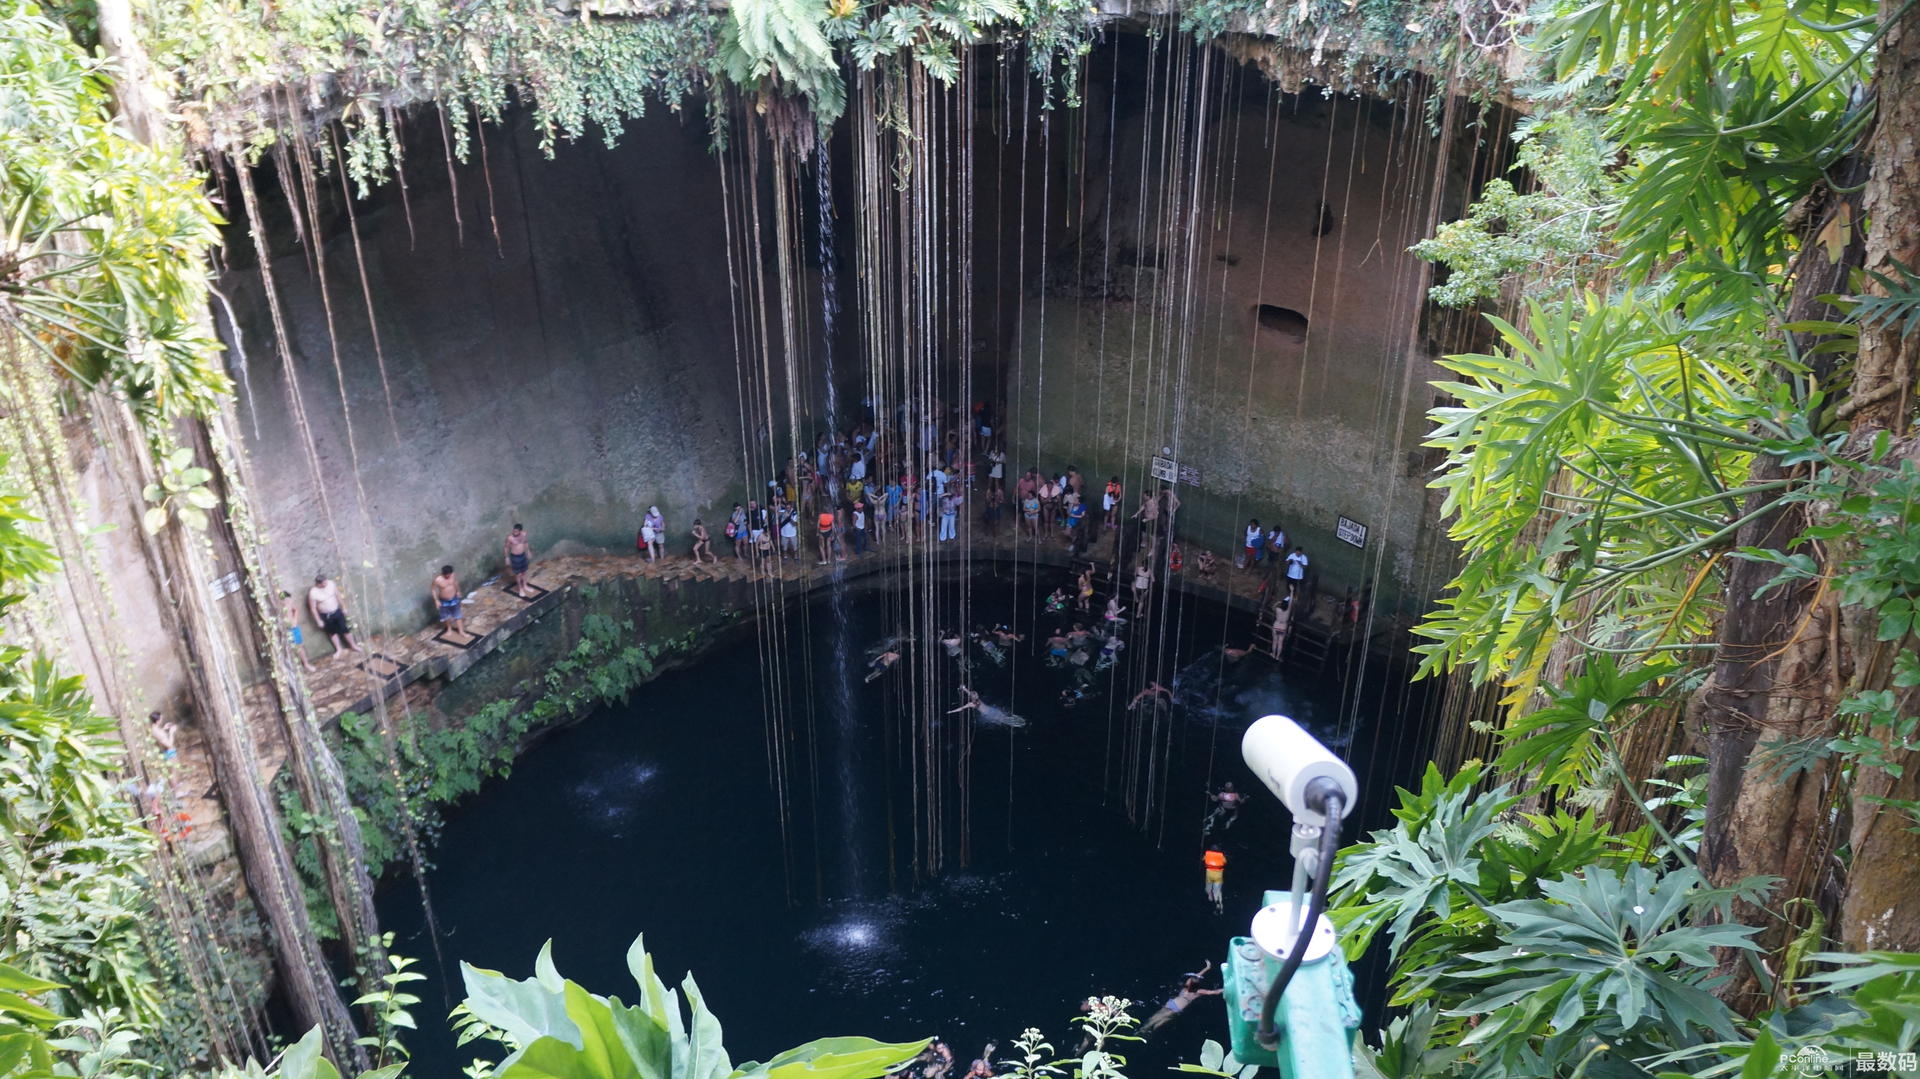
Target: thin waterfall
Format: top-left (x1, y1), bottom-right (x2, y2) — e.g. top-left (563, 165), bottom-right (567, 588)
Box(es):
top-left (818, 143), bottom-right (864, 897)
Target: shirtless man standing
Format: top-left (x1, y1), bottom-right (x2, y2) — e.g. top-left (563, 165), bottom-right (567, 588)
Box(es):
top-left (308, 574), bottom-right (358, 655)
top-left (504, 523), bottom-right (533, 598)
top-left (432, 565), bottom-right (467, 638)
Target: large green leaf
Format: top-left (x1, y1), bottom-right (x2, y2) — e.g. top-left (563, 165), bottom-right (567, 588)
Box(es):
top-left (737, 1037), bottom-right (930, 1079)
top-left (460, 956), bottom-right (583, 1051)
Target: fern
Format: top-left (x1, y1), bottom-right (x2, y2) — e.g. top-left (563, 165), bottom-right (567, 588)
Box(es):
top-left (1855, 257), bottom-right (1920, 340)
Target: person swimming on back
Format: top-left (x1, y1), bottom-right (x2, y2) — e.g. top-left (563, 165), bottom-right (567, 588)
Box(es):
top-left (947, 685), bottom-right (1028, 728)
top-left (866, 649), bottom-right (903, 683)
top-left (1138, 964), bottom-right (1222, 1037)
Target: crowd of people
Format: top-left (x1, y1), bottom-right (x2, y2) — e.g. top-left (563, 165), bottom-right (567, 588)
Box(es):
top-left (273, 399), bottom-right (1350, 671)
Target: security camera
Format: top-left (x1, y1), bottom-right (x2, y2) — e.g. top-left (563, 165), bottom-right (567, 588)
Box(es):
top-left (1240, 715), bottom-right (1357, 826)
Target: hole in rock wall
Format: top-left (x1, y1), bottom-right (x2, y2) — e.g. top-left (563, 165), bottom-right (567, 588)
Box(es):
top-left (1255, 303), bottom-right (1310, 341)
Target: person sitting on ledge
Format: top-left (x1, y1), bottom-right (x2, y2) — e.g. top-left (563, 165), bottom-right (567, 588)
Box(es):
top-left (431, 564), bottom-right (467, 638)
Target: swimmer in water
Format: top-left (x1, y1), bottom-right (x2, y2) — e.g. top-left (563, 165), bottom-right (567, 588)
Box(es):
top-left (975, 634), bottom-right (1006, 665)
top-left (923, 1041), bottom-right (954, 1079)
top-left (865, 649), bottom-right (902, 683)
top-left (1095, 635), bottom-right (1125, 670)
top-left (947, 685), bottom-right (1028, 728)
top-left (1223, 643), bottom-right (1252, 662)
top-left (1138, 965), bottom-right (1222, 1037)
top-left (947, 685), bottom-right (983, 714)
top-left (1104, 596), bottom-right (1127, 626)
top-left (867, 632), bottom-right (912, 659)
top-left (1045, 587), bottom-right (1070, 614)
top-left (1044, 632), bottom-right (1071, 664)
top-left (964, 1044), bottom-right (996, 1079)
top-left (1067, 623), bottom-right (1091, 649)
top-left (1204, 781), bottom-right (1246, 834)
top-left (1128, 682), bottom-right (1172, 710)
top-left (992, 625), bottom-right (1025, 646)
top-left (940, 630), bottom-right (965, 658)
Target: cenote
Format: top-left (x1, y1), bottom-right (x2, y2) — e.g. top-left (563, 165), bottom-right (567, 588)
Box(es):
top-left (379, 565), bottom-right (1432, 1076)
top-left (23, 0), bottom-right (1920, 1073)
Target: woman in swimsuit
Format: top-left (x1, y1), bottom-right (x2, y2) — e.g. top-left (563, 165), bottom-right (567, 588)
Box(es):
top-left (1138, 971), bottom-right (1221, 1037)
top-left (690, 520), bottom-right (714, 563)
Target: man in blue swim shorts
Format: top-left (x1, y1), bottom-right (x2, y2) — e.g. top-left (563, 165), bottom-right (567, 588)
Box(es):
top-left (432, 564), bottom-right (467, 638)
top-left (504, 522), bottom-right (533, 598)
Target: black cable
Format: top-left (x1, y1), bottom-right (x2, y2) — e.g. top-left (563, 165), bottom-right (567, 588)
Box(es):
top-left (1256, 793), bottom-right (1345, 1051)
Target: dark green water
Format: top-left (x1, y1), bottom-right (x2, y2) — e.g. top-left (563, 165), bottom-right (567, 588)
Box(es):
top-left (378, 566), bottom-right (1427, 1074)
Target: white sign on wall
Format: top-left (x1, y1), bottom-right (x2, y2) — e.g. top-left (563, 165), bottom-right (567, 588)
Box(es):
top-left (1336, 516), bottom-right (1368, 549)
top-left (1149, 455), bottom-right (1178, 482)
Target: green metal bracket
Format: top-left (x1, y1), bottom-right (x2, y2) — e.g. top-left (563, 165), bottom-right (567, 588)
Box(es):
top-left (1222, 891), bottom-right (1361, 1078)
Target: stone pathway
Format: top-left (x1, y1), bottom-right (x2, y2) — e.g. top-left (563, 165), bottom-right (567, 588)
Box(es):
top-left (284, 529), bottom-right (1364, 730)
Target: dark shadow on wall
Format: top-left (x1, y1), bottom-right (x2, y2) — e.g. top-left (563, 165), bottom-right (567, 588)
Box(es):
top-left (1255, 303), bottom-right (1310, 341)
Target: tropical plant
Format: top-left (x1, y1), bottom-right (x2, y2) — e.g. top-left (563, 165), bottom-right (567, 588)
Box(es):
top-left (228, 938), bottom-right (926, 1079)
top-left (0, 0), bottom-right (229, 433)
top-left (1399, 0), bottom-right (1920, 1034)
top-left (1412, 111), bottom-right (1618, 309)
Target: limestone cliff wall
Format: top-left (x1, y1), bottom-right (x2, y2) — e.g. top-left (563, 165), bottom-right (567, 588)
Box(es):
top-left (216, 42), bottom-right (1477, 639)
top-left (218, 106), bottom-right (757, 637)
top-left (1002, 59), bottom-right (1473, 616)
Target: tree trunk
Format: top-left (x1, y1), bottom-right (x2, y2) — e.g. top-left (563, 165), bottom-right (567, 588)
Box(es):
top-left (96, 396), bottom-right (366, 1068)
top-left (93, 0), bottom-right (370, 1064)
top-left (1693, 166), bottom-right (1865, 1013)
top-left (1840, 0), bottom-right (1920, 953)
